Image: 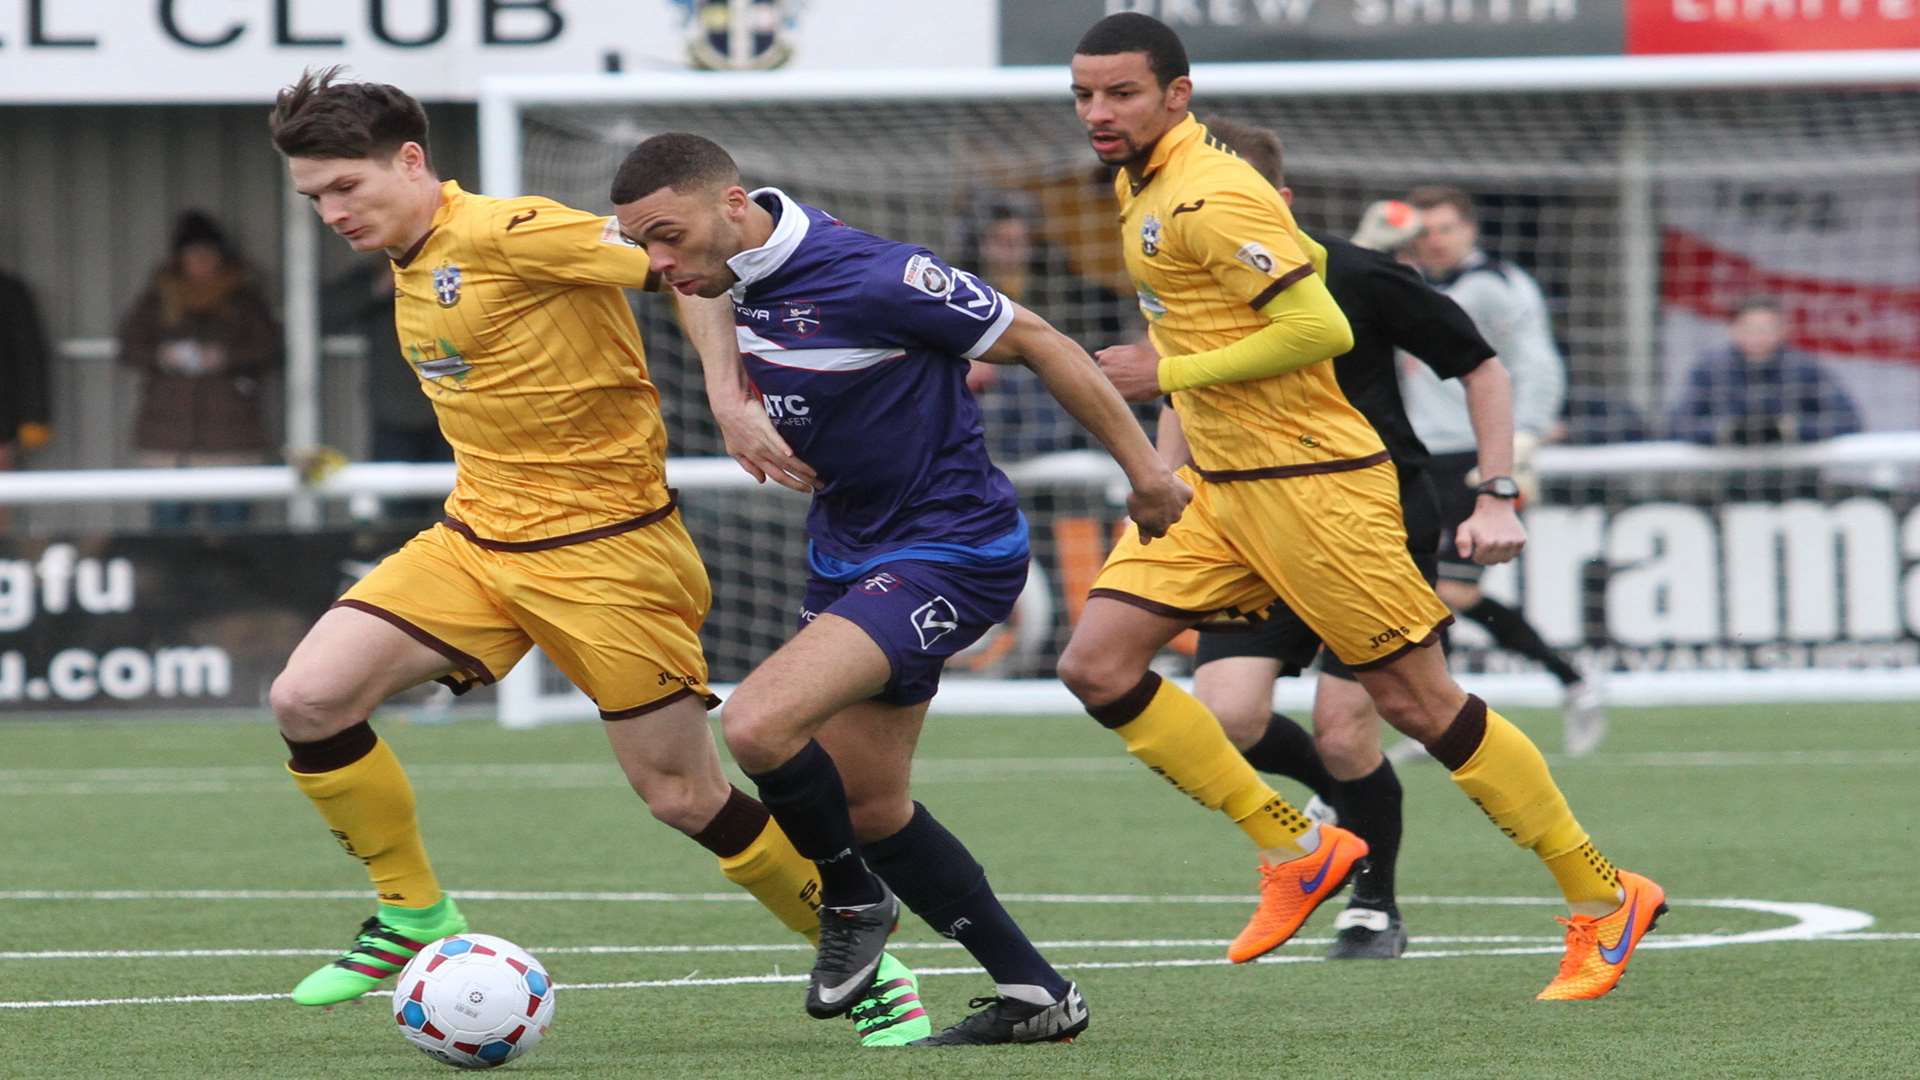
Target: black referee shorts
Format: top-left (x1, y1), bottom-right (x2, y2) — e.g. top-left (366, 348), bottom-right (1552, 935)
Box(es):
top-left (1192, 465), bottom-right (1442, 683)
top-left (1427, 450), bottom-right (1484, 587)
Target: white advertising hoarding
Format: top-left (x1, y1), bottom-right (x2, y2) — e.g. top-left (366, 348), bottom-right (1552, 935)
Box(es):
top-left (0, 0), bottom-right (995, 102)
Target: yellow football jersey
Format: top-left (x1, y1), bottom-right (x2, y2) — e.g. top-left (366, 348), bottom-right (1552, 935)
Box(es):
top-left (1117, 116), bottom-right (1384, 477)
top-left (391, 180), bottom-right (672, 547)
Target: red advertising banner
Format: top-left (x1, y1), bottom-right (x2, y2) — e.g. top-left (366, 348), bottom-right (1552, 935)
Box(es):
top-left (1629, 1), bottom-right (1920, 54)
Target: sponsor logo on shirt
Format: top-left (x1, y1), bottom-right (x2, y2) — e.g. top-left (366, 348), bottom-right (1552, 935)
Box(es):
top-left (1235, 242), bottom-right (1277, 275)
top-left (862, 572), bottom-right (899, 594)
top-left (408, 337), bottom-right (472, 385)
top-left (761, 392), bottom-right (811, 427)
top-left (1136, 283), bottom-right (1167, 320)
top-left (1141, 213), bottom-right (1163, 257)
top-left (431, 263), bottom-right (462, 308)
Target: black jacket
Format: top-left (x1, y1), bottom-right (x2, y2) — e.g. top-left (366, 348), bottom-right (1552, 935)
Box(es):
top-left (0, 270), bottom-right (52, 439)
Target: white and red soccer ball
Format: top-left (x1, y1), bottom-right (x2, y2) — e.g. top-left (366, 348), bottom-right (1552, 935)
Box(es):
top-left (392, 934), bottom-right (555, 1069)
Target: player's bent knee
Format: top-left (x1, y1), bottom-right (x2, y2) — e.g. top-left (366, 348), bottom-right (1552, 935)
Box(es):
top-left (1206, 696), bottom-right (1271, 750)
top-left (719, 702), bottom-right (797, 771)
top-left (1056, 644), bottom-right (1142, 706)
top-left (845, 794), bottom-right (913, 844)
top-left (269, 669), bottom-right (360, 742)
top-left (643, 776), bottom-right (725, 835)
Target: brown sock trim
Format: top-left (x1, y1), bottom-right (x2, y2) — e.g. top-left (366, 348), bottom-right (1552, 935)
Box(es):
top-left (285, 721), bottom-right (378, 774)
top-left (689, 785), bottom-right (772, 859)
top-left (1087, 671), bottom-right (1164, 730)
top-left (1425, 694), bottom-right (1489, 771)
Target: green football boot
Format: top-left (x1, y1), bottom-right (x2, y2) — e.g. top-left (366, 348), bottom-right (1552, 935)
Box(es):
top-left (849, 952), bottom-right (932, 1047)
top-left (290, 897), bottom-right (468, 1006)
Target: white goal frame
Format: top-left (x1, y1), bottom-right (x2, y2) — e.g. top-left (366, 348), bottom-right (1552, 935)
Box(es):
top-left (469, 54), bottom-right (1920, 722)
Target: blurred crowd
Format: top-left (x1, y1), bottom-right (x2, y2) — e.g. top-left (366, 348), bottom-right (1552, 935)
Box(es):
top-left (0, 187), bottom-right (1882, 534)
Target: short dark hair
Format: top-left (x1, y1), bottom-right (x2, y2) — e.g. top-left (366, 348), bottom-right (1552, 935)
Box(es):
top-left (609, 133), bottom-right (742, 205)
top-left (1201, 115), bottom-right (1284, 188)
top-left (269, 66), bottom-right (430, 163)
top-left (1074, 12), bottom-right (1190, 88)
top-left (1408, 184), bottom-right (1476, 224)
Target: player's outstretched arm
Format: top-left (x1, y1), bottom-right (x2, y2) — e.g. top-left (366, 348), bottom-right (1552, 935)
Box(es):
top-left (1455, 357), bottom-right (1527, 566)
top-left (674, 291), bottom-right (819, 493)
top-left (980, 303), bottom-right (1189, 541)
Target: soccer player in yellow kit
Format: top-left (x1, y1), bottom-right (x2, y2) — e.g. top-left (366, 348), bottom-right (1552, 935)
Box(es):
top-left (262, 69), bottom-right (926, 1033)
top-left (1058, 14), bottom-right (1666, 1000)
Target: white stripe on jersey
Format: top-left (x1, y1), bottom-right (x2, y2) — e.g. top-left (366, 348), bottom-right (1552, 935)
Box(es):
top-left (736, 325), bottom-right (906, 372)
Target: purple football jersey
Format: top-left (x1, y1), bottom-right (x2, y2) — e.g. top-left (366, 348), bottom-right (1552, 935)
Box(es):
top-left (727, 189), bottom-right (1028, 581)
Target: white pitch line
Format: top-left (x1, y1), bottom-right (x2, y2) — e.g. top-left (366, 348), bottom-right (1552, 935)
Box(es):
top-left (1, 935), bottom-right (1591, 962)
top-left (0, 748), bottom-right (1911, 796)
top-left (6, 923), bottom-right (1912, 1012)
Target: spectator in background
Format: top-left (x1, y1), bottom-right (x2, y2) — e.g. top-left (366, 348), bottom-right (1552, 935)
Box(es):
top-left (1666, 296), bottom-right (1861, 446)
top-left (955, 191), bottom-right (1134, 460)
top-left (323, 259), bottom-right (449, 521)
top-left (0, 266), bottom-right (53, 530)
top-left (118, 211), bottom-right (281, 530)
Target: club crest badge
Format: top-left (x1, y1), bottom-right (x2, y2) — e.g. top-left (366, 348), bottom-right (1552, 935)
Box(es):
top-left (431, 263), bottom-right (462, 308)
top-left (677, 0), bottom-right (796, 71)
top-left (783, 301), bottom-right (821, 337)
top-left (1141, 213), bottom-right (1162, 257)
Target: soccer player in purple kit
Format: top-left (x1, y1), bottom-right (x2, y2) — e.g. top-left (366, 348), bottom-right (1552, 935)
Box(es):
top-left (610, 133), bottom-right (1190, 1045)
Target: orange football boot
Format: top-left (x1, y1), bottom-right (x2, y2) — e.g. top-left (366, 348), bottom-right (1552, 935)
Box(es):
top-left (1537, 869), bottom-right (1668, 1001)
top-left (1227, 825), bottom-right (1369, 963)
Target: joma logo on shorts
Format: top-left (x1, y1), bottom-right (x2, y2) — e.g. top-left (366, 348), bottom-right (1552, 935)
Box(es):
top-left (1369, 625), bottom-right (1412, 648)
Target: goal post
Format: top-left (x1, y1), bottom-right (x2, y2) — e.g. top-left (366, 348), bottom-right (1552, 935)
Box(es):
top-left (471, 54), bottom-right (1920, 725)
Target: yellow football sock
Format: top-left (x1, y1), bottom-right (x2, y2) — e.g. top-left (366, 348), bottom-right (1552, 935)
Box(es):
top-left (1112, 677), bottom-right (1312, 855)
top-left (718, 818), bottom-right (823, 943)
top-left (287, 737), bottom-right (442, 909)
top-left (1449, 709), bottom-right (1621, 909)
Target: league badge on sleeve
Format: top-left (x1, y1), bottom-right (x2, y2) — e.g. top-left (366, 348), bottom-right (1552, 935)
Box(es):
top-left (903, 254), bottom-right (953, 298)
top-left (599, 217), bottom-right (642, 248)
top-left (431, 263), bottom-right (463, 308)
top-left (1235, 242), bottom-right (1277, 275)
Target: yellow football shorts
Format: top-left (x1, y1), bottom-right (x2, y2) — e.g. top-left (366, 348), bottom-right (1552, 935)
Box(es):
top-left (1090, 461), bottom-right (1453, 670)
top-left (336, 513), bottom-right (718, 719)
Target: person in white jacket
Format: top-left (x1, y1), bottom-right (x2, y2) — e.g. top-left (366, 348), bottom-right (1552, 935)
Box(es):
top-left (1392, 186), bottom-right (1604, 758)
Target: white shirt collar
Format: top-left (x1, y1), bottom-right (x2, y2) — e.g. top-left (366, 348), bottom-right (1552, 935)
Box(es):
top-left (727, 187), bottom-right (810, 300)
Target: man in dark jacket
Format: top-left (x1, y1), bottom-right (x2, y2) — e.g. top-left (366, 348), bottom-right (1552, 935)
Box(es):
top-left (0, 268), bottom-right (52, 529)
top-left (1667, 296), bottom-right (1861, 446)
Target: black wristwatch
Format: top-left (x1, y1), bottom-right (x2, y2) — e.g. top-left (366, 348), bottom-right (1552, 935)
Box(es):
top-left (1475, 476), bottom-right (1521, 500)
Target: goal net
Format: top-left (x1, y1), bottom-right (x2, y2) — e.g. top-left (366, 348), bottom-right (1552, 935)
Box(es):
top-left (482, 59), bottom-right (1920, 725)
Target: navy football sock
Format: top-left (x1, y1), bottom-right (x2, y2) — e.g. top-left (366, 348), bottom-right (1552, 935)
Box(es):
top-left (1240, 712), bottom-right (1338, 801)
top-left (864, 802), bottom-right (1069, 1002)
top-left (743, 740), bottom-right (882, 908)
